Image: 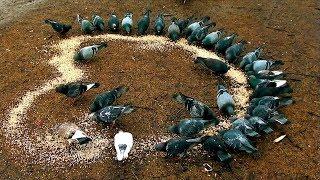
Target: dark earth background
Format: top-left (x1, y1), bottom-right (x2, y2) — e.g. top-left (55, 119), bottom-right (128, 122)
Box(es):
top-left (0, 0), bottom-right (319, 179)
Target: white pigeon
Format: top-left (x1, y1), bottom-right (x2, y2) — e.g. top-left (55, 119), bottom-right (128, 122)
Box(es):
top-left (114, 131), bottom-right (133, 161)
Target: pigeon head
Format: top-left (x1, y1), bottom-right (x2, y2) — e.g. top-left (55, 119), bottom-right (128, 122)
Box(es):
top-left (172, 92), bottom-right (187, 104)
top-left (154, 142), bottom-right (167, 152)
top-left (55, 84), bottom-right (68, 94)
top-left (115, 86), bottom-right (128, 97)
top-left (168, 125), bottom-right (179, 134)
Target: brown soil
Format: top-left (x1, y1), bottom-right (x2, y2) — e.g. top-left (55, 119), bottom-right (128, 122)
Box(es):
top-left (0, 0), bottom-right (319, 179)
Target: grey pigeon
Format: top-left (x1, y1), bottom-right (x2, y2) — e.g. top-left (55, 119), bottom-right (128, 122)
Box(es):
top-left (90, 86), bottom-right (128, 112)
top-left (245, 60), bottom-right (284, 73)
top-left (221, 129), bottom-right (258, 154)
top-left (248, 75), bottom-right (288, 89)
top-left (55, 82), bottom-right (100, 98)
top-left (217, 85), bottom-right (235, 116)
top-left (154, 13), bottom-right (165, 35)
top-left (74, 42), bottom-right (107, 62)
top-left (247, 116), bottom-right (273, 134)
top-left (248, 96), bottom-right (293, 115)
top-left (239, 47), bottom-right (262, 69)
top-left (168, 17), bottom-right (181, 42)
top-left (92, 14), bottom-right (105, 31)
top-left (225, 40), bottom-right (246, 63)
top-left (90, 105), bottom-right (134, 124)
top-left (169, 118), bottom-right (214, 137)
top-left (195, 57), bottom-right (230, 75)
top-left (77, 14), bottom-right (95, 34)
top-left (255, 70), bottom-right (286, 80)
top-left (231, 118), bottom-right (260, 137)
top-left (215, 34), bottom-right (237, 54)
top-left (187, 22), bottom-right (215, 44)
top-left (172, 92), bottom-right (219, 124)
top-left (121, 12), bottom-right (133, 34)
top-left (251, 105), bottom-right (288, 124)
top-left (202, 30), bottom-right (223, 47)
top-left (184, 16), bottom-right (210, 36)
top-left (44, 19), bottom-right (71, 35)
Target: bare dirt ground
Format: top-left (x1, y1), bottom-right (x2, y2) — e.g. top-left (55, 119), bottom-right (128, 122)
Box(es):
top-left (0, 0), bottom-right (319, 179)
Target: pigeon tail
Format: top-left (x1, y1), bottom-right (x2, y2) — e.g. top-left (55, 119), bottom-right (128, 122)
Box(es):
top-left (97, 42), bottom-right (108, 50)
top-left (122, 105), bottom-right (134, 114)
top-left (273, 60), bottom-right (284, 66)
top-left (44, 19), bottom-right (54, 24)
top-left (115, 86), bottom-right (128, 97)
top-left (86, 83), bottom-right (100, 91)
top-left (263, 127), bottom-right (273, 134)
top-left (217, 150), bottom-right (232, 162)
top-left (270, 114), bottom-right (288, 124)
top-left (279, 97), bottom-right (294, 106)
top-left (242, 141), bottom-right (258, 153)
top-left (172, 92), bottom-right (187, 104)
top-left (194, 57), bottom-right (205, 64)
top-left (247, 130), bottom-right (260, 137)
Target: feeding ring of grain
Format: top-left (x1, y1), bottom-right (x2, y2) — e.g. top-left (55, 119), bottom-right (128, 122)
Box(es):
top-left (4, 34), bottom-right (251, 166)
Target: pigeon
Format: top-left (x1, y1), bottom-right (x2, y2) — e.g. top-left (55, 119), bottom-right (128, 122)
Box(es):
top-left (184, 16), bottom-right (210, 36)
top-left (155, 136), bottom-right (205, 157)
top-left (248, 75), bottom-right (288, 89)
top-left (248, 96), bottom-right (293, 115)
top-left (239, 47), bottom-right (262, 69)
top-left (90, 86), bottom-right (128, 112)
top-left (187, 22), bottom-right (215, 44)
top-left (172, 92), bottom-right (219, 124)
top-left (137, 9), bottom-right (151, 35)
top-left (195, 57), bottom-right (230, 75)
top-left (55, 82), bottom-right (100, 98)
top-left (77, 14), bottom-right (95, 34)
top-left (122, 12), bottom-right (133, 34)
top-left (108, 12), bottom-right (120, 32)
top-left (253, 60), bottom-right (284, 73)
top-left (202, 135), bottom-right (232, 163)
top-left (202, 30), bottom-right (223, 47)
top-left (114, 131), bottom-right (133, 161)
top-left (215, 34), bottom-right (237, 54)
top-left (221, 129), bottom-right (258, 153)
top-left (251, 105), bottom-right (288, 124)
top-left (168, 17), bottom-right (181, 42)
top-left (92, 14), bottom-right (105, 31)
top-left (231, 118), bottom-right (260, 137)
top-left (225, 40), bottom-right (246, 63)
top-left (217, 85), bottom-right (235, 116)
top-left (247, 116), bottom-right (273, 134)
top-left (255, 70), bottom-right (286, 80)
top-left (154, 13), bottom-right (165, 35)
top-left (168, 118), bottom-right (214, 137)
top-left (69, 130), bottom-right (92, 145)
top-left (44, 19), bottom-right (71, 35)
top-left (176, 15), bottom-right (194, 32)
top-left (74, 42), bottom-right (107, 62)
top-left (252, 80), bottom-right (293, 98)
top-left (89, 105), bottom-right (134, 124)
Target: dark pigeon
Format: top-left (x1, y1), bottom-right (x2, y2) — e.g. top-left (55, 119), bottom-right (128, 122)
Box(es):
top-left (90, 105), bottom-right (134, 124)
top-left (172, 92), bottom-right (219, 124)
top-left (90, 86), bottom-right (128, 112)
top-left (44, 19), bottom-right (71, 35)
top-left (55, 82), bottom-right (100, 98)
top-left (195, 57), bottom-right (230, 75)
